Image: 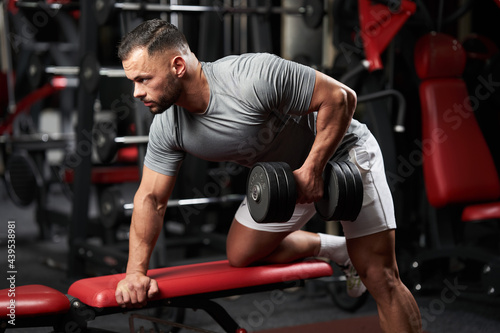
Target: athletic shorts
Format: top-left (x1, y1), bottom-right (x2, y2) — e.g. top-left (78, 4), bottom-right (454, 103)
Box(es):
top-left (234, 133), bottom-right (397, 239)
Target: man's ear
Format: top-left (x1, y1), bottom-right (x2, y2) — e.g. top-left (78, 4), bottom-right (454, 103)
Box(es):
top-left (172, 56), bottom-right (187, 78)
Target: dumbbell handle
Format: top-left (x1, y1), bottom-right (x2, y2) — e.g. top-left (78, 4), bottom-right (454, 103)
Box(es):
top-left (122, 194), bottom-right (246, 215)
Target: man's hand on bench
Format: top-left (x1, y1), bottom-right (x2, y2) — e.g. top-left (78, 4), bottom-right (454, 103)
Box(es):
top-left (115, 273), bottom-right (159, 308)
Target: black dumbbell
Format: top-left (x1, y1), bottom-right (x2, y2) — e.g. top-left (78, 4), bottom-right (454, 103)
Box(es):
top-left (247, 160), bottom-right (363, 223)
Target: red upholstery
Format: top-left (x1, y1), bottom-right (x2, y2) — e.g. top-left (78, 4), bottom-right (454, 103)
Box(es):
top-left (116, 146), bottom-right (139, 163)
top-left (416, 33), bottom-right (500, 208)
top-left (0, 285), bottom-right (70, 318)
top-left (419, 79), bottom-right (500, 207)
top-left (64, 165), bottom-right (140, 184)
top-left (68, 259), bottom-right (332, 308)
top-left (462, 202), bottom-right (500, 221)
top-left (415, 32), bottom-right (466, 80)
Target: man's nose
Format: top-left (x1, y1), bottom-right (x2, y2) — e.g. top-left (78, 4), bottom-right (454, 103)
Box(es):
top-left (133, 83), bottom-right (145, 99)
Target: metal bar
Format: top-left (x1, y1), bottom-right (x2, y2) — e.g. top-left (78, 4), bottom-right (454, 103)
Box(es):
top-left (67, 0), bottom-right (98, 279)
top-left (15, 1), bottom-right (79, 10)
top-left (357, 89), bottom-right (406, 133)
top-left (122, 194), bottom-right (245, 215)
top-left (45, 66), bottom-right (126, 77)
top-left (114, 135), bottom-right (149, 144)
top-left (0, 132), bottom-right (75, 144)
top-left (128, 313), bottom-right (217, 333)
top-left (129, 313), bottom-right (218, 333)
top-left (114, 2), bottom-right (305, 15)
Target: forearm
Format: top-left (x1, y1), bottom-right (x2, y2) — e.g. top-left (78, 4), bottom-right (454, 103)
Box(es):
top-left (304, 87), bottom-right (356, 175)
top-left (126, 194), bottom-right (166, 275)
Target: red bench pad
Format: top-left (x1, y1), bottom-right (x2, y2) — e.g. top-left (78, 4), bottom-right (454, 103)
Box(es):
top-left (68, 259), bottom-right (332, 308)
top-left (462, 202), bottom-right (500, 222)
top-left (0, 285), bottom-right (70, 319)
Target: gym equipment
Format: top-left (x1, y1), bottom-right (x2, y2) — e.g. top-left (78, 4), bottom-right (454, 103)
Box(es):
top-left (247, 162), bottom-right (296, 223)
top-left (357, 0), bottom-right (416, 72)
top-left (408, 32), bottom-right (500, 299)
top-left (100, 186), bottom-right (246, 229)
top-left (93, 123), bottom-right (148, 164)
top-left (0, 259), bottom-right (333, 332)
top-left (94, 0), bottom-right (325, 29)
top-left (247, 160), bottom-right (363, 223)
top-left (27, 53), bottom-right (125, 92)
top-left (14, 1), bottom-right (80, 11)
top-left (4, 151), bottom-right (44, 206)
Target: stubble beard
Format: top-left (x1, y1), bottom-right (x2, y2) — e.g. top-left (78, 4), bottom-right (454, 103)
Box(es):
top-left (148, 75), bottom-right (183, 115)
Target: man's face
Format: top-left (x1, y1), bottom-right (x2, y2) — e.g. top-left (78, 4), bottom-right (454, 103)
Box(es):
top-left (123, 48), bottom-right (182, 115)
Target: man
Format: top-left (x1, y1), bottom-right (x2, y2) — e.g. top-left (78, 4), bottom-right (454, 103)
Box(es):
top-left (114, 19), bottom-right (422, 332)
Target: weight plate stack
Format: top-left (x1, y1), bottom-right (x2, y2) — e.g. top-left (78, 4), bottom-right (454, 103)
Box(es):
top-left (247, 162), bottom-right (296, 223)
top-left (99, 186), bottom-right (125, 229)
top-left (337, 161), bottom-right (355, 221)
top-left (94, 121), bottom-right (118, 164)
top-left (342, 161), bottom-right (364, 221)
top-left (330, 161), bottom-right (348, 221)
top-left (315, 161), bottom-right (340, 221)
top-left (80, 53), bottom-right (101, 93)
top-left (271, 162), bottom-right (297, 222)
top-left (247, 163), bottom-right (278, 223)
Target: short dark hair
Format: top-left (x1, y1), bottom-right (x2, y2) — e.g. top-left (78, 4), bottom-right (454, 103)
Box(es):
top-left (118, 19), bottom-right (189, 60)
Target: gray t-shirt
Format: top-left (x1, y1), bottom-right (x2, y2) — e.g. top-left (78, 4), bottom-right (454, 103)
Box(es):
top-left (144, 53), bottom-right (369, 176)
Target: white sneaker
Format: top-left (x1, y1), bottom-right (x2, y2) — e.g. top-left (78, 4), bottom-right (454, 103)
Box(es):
top-left (340, 259), bottom-right (367, 298)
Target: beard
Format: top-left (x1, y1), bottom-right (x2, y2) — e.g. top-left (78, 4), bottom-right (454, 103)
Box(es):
top-left (148, 74), bottom-right (182, 115)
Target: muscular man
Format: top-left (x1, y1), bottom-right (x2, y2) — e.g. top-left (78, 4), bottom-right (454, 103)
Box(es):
top-left (114, 19), bottom-right (422, 332)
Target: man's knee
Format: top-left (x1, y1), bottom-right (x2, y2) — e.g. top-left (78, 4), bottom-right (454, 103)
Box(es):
top-left (227, 251), bottom-right (255, 268)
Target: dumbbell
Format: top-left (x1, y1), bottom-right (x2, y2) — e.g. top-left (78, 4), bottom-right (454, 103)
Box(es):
top-left (247, 160), bottom-right (363, 223)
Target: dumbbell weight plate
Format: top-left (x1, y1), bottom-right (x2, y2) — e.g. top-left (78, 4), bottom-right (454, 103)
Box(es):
top-left (315, 161), bottom-right (340, 221)
top-left (303, 0), bottom-right (324, 29)
top-left (28, 53), bottom-right (43, 89)
top-left (80, 53), bottom-right (101, 93)
top-left (342, 161), bottom-right (364, 221)
top-left (272, 162), bottom-right (297, 222)
top-left (330, 161), bottom-right (348, 221)
top-left (94, 121), bottom-right (118, 163)
top-left (247, 163), bottom-right (279, 223)
top-left (4, 151), bottom-right (43, 207)
top-left (268, 162), bottom-right (287, 222)
top-left (337, 161), bottom-right (356, 221)
top-left (99, 186), bottom-right (125, 229)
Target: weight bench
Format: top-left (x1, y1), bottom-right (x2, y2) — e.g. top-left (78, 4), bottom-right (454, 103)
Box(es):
top-left (0, 259), bottom-right (332, 332)
top-left (412, 32), bottom-right (500, 296)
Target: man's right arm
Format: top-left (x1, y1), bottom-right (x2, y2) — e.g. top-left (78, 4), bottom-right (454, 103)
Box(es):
top-left (115, 165), bottom-right (176, 308)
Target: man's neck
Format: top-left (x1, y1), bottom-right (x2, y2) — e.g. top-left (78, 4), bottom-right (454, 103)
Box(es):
top-left (176, 55), bottom-right (209, 114)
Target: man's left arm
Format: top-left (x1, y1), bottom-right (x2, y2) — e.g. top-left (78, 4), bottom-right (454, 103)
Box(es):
top-left (293, 71), bottom-right (357, 204)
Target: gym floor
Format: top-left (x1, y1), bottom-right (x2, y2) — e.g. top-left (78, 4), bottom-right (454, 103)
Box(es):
top-left (1, 181), bottom-right (499, 333)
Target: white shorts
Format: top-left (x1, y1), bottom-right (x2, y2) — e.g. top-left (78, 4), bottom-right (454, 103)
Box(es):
top-left (234, 133), bottom-right (397, 239)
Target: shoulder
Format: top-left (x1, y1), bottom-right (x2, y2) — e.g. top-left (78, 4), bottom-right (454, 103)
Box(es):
top-left (149, 110), bottom-right (177, 143)
top-left (209, 53), bottom-right (283, 71)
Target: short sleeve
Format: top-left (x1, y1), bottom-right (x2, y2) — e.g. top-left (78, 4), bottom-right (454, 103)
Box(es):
top-left (143, 112), bottom-right (185, 176)
top-left (251, 54), bottom-right (316, 117)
